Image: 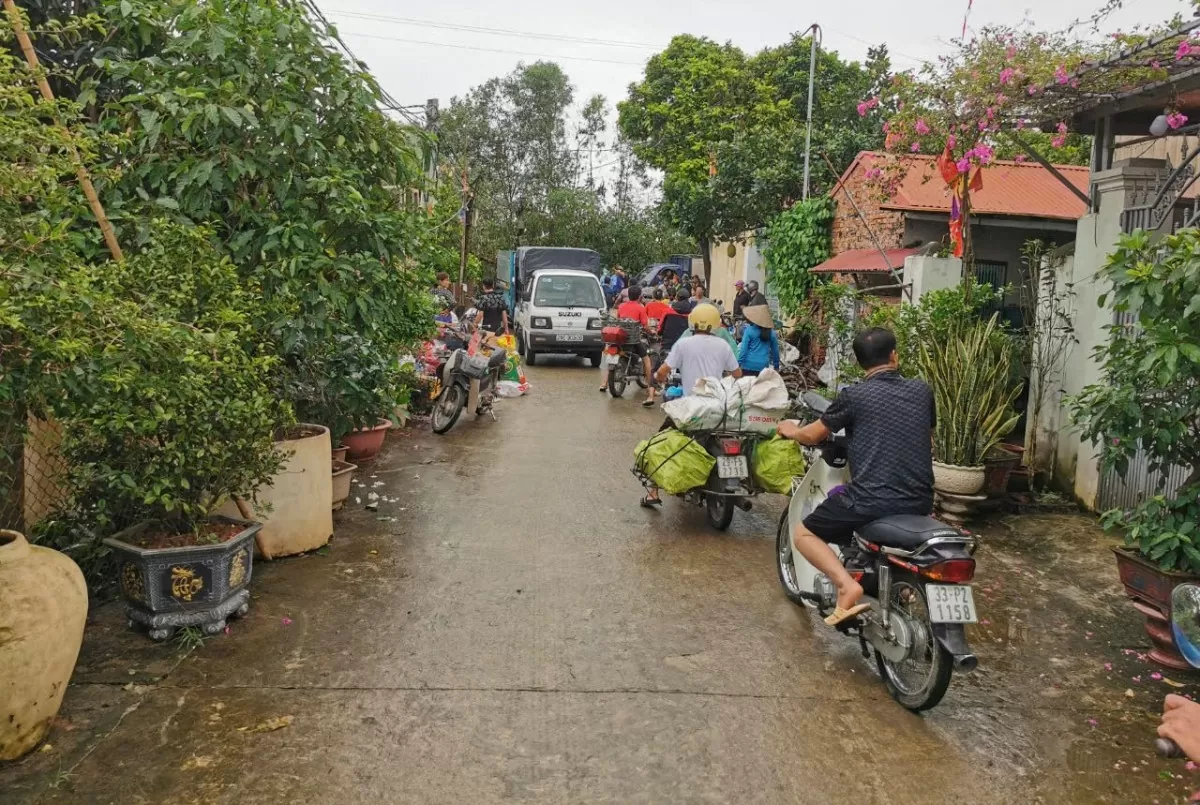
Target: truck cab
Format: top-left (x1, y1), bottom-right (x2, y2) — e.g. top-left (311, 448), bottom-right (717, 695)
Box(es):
top-left (506, 247), bottom-right (606, 367)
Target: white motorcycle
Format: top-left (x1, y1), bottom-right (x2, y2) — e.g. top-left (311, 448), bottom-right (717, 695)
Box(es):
top-left (776, 391), bottom-right (980, 711)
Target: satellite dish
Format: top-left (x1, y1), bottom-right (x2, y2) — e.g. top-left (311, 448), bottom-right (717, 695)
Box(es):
top-left (1171, 583), bottom-right (1200, 669)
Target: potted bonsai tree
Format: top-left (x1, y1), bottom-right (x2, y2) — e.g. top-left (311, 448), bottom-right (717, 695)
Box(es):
top-left (21, 224), bottom-right (287, 640)
top-left (916, 314), bottom-right (1023, 495)
top-left (1071, 229), bottom-right (1200, 669)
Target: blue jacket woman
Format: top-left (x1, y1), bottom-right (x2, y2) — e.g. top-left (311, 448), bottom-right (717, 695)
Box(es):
top-left (737, 305), bottom-right (779, 375)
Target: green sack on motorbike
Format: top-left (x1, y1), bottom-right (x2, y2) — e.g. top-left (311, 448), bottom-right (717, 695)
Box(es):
top-left (751, 434), bottom-right (807, 494)
top-left (633, 430), bottom-right (716, 496)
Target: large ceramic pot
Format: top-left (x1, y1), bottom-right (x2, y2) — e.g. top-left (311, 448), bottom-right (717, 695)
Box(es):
top-left (342, 418), bottom-right (392, 462)
top-left (104, 517), bottom-right (260, 641)
top-left (1113, 547), bottom-right (1199, 670)
top-left (0, 530), bottom-right (87, 760)
top-left (932, 460), bottom-right (987, 496)
top-left (225, 424), bottom-right (333, 559)
top-left (331, 459), bottom-right (358, 512)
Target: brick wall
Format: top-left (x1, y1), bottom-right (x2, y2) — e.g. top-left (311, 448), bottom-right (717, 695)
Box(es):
top-left (830, 164), bottom-right (906, 255)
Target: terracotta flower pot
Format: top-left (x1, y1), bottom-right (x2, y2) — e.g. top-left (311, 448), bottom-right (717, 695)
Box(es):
top-left (932, 460), bottom-right (986, 496)
top-left (342, 418), bottom-right (392, 462)
top-left (1113, 547), bottom-right (1200, 670)
top-left (331, 459), bottom-right (358, 511)
top-left (331, 445), bottom-right (348, 463)
top-left (0, 530), bottom-right (88, 760)
top-left (984, 447), bottom-right (1023, 497)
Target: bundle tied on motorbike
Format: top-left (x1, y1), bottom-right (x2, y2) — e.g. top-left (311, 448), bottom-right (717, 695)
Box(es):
top-left (751, 434), bottom-right (807, 494)
top-left (662, 369), bottom-right (790, 434)
top-left (633, 430), bottom-right (716, 495)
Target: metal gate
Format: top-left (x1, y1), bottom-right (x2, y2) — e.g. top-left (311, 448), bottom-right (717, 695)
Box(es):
top-left (1095, 309), bottom-right (1190, 510)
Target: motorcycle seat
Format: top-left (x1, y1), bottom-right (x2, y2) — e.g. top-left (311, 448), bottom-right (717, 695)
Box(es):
top-left (857, 515), bottom-right (960, 550)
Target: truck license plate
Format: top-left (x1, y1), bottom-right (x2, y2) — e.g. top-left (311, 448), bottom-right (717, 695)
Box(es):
top-left (926, 585), bottom-right (978, 624)
top-left (716, 456), bottom-right (748, 479)
top-left (557, 334), bottom-right (584, 342)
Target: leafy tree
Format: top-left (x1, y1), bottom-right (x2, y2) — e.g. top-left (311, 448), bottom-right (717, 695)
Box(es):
top-left (1070, 229), bottom-right (1200, 573)
top-left (762, 197), bottom-right (835, 318)
top-left (86, 0), bottom-right (440, 432)
top-left (619, 33), bottom-right (887, 275)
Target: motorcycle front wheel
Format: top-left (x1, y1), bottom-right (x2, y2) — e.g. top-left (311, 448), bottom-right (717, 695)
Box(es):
top-left (431, 383), bottom-right (466, 434)
top-left (874, 574), bottom-right (953, 711)
top-left (775, 512), bottom-right (810, 606)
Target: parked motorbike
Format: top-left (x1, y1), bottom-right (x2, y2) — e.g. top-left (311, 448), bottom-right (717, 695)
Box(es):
top-left (431, 326), bottom-right (508, 435)
top-left (601, 320), bottom-right (650, 398)
top-left (775, 391), bottom-right (979, 711)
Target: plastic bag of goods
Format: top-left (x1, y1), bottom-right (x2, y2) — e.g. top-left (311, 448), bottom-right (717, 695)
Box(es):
top-left (496, 380), bottom-right (525, 398)
top-left (503, 352), bottom-right (525, 383)
top-left (661, 369), bottom-right (789, 434)
top-left (633, 430), bottom-right (716, 495)
top-left (494, 334), bottom-right (518, 354)
top-left (751, 434), bottom-right (808, 494)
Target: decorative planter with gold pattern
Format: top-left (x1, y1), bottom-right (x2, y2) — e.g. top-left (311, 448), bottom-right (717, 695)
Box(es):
top-left (103, 517), bottom-right (260, 641)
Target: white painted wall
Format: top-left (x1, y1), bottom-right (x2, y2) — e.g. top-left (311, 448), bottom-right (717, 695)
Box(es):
top-left (906, 255), bottom-right (962, 301)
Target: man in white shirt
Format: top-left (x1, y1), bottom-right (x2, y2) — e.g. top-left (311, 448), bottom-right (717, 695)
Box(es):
top-left (642, 304), bottom-right (741, 507)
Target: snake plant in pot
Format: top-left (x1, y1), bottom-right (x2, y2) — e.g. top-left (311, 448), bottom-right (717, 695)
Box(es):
top-left (916, 314), bottom-right (1023, 496)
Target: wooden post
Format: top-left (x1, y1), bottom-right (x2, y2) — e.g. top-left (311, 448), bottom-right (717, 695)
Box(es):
top-left (3, 0), bottom-right (123, 262)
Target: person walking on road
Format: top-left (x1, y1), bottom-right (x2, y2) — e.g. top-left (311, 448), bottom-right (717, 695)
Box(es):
top-left (732, 280), bottom-right (750, 317)
top-left (474, 277), bottom-right (509, 335)
top-left (737, 305), bottom-right (780, 376)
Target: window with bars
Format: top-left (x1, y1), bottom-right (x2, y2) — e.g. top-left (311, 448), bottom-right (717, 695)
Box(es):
top-left (974, 260), bottom-right (1007, 290)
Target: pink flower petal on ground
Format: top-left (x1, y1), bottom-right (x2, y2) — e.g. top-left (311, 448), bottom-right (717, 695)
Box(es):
top-left (1087, 718), bottom-right (1098, 727)
top-left (281, 617), bottom-right (293, 626)
top-left (1133, 675), bottom-right (1142, 682)
top-left (1104, 663), bottom-right (1113, 671)
top-left (1152, 672), bottom-right (1164, 680)
top-left (223, 626), bottom-right (232, 635)
top-left (1187, 761), bottom-right (1197, 771)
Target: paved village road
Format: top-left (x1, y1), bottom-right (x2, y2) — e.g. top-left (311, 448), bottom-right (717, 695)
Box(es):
top-left (2, 356), bottom-right (1181, 804)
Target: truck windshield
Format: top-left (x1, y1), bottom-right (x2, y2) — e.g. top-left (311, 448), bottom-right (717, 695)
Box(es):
top-left (533, 276), bottom-right (604, 309)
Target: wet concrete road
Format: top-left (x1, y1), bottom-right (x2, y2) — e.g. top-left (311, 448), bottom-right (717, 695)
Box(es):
top-left (5, 357), bottom-right (1200, 804)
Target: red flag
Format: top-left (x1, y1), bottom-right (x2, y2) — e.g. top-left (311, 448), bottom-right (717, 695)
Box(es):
top-left (950, 218), bottom-right (964, 258)
top-left (937, 146), bottom-right (958, 185)
top-left (969, 167), bottom-right (983, 194)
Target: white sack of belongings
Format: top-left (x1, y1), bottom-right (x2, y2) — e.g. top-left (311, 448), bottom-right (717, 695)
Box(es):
top-left (662, 368), bottom-right (790, 434)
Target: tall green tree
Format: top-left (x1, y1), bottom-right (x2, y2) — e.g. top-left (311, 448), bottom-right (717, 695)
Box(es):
top-left (618, 33), bottom-right (887, 275)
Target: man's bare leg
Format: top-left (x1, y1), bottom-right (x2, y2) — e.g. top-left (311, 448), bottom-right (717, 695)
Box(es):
top-left (793, 524), bottom-right (863, 611)
top-left (642, 356), bottom-right (655, 403)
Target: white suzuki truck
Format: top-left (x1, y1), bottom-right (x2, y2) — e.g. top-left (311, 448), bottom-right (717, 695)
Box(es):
top-left (505, 247), bottom-right (607, 367)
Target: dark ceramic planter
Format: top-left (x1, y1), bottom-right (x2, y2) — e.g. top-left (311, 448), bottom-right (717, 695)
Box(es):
top-left (103, 517), bottom-right (260, 641)
top-left (1113, 547), bottom-right (1200, 670)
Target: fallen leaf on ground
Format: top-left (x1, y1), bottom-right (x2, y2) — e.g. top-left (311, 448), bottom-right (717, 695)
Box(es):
top-left (40, 743), bottom-right (53, 753)
top-left (1125, 689), bottom-right (1135, 698)
top-left (181, 755), bottom-right (213, 770)
top-left (1165, 677), bottom-right (1187, 688)
top-left (238, 715), bottom-right (293, 734)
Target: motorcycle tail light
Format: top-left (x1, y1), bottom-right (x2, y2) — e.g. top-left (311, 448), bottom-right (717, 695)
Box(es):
top-left (605, 346), bottom-right (619, 355)
top-left (921, 558), bottom-right (976, 583)
top-left (720, 439), bottom-right (742, 455)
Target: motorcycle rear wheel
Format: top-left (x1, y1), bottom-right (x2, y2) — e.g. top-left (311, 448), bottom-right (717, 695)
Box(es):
top-left (608, 359), bottom-right (629, 398)
top-left (431, 383), bottom-right (466, 435)
top-left (874, 574), bottom-right (953, 711)
top-left (705, 472), bottom-right (735, 531)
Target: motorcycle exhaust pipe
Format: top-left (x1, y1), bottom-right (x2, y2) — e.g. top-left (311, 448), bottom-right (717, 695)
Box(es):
top-left (952, 653), bottom-right (978, 672)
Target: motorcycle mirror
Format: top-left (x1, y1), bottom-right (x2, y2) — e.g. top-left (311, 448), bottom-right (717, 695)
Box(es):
top-left (1171, 583), bottom-right (1200, 668)
top-left (802, 390), bottom-right (831, 414)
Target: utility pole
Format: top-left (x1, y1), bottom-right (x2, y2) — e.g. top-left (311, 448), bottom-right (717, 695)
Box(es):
top-left (423, 98), bottom-right (439, 210)
top-left (802, 23), bottom-right (822, 202)
top-left (457, 168), bottom-right (472, 305)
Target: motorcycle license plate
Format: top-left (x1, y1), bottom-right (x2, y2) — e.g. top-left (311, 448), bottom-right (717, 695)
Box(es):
top-left (605, 353), bottom-right (621, 367)
top-left (926, 585), bottom-right (978, 624)
top-left (716, 456), bottom-right (748, 479)
top-left (557, 334), bottom-right (584, 342)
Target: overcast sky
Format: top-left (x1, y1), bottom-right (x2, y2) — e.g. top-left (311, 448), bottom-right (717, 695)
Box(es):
top-left (312, 0), bottom-right (1187, 129)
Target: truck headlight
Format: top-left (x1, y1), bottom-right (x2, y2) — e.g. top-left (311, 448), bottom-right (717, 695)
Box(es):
top-left (587, 318), bottom-right (602, 330)
top-left (531, 317), bottom-right (551, 329)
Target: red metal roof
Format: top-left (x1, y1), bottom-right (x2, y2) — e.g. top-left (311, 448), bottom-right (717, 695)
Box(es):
top-left (810, 247), bottom-right (920, 274)
top-left (837, 152), bottom-right (1090, 221)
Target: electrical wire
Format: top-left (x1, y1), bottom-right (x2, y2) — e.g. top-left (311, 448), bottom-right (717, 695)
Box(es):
top-left (337, 30), bottom-right (648, 66)
top-left (322, 7), bottom-right (657, 50)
